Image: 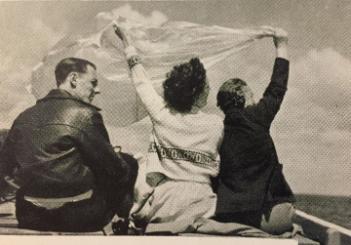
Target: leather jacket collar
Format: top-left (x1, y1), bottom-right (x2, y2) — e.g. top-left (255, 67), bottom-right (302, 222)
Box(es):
top-left (37, 89), bottom-right (101, 111)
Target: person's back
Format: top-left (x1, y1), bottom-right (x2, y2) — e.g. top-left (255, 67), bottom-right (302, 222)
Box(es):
top-left (149, 108), bottom-right (223, 184)
top-left (215, 27), bottom-right (295, 235)
top-left (114, 26), bottom-right (223, 234)
top-left (0, 57), bottom-right (138, 233)
top-left (8, 90), bottom-right (96, 198)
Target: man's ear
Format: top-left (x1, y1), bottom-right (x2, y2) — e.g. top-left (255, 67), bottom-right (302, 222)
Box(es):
top-left (69, 72), bottom-right (78, 88)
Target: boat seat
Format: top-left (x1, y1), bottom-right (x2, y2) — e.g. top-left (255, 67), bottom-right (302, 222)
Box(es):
top-left (179, 233), bottom-right (319, 245)
top-left (294, 234), bottom-right (320, 245)
top-left (0, 201), bottom-right (321, 244)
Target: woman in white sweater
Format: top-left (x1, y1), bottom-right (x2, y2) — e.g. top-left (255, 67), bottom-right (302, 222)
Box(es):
top-left (114, 26), bottom-right (223, 234)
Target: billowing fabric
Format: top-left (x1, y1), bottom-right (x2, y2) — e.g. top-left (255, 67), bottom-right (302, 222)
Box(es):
top-left (216, 58), bottom-right (295, 215)
top-left (31, 12), bottom-right (269, 127)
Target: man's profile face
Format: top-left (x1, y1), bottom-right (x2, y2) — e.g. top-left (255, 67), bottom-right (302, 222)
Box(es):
top-left (75, 65), bottom-right (99, 103)
top-left (242, 85), bottom-right (255, 107)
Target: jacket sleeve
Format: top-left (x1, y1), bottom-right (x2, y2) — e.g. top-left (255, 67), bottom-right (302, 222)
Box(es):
top-left (251, 58), bottom-right (289, 127)
top-left (0, 130), bottom-right (18, 178)
top-left (76, 111), bottom-right (134, 187)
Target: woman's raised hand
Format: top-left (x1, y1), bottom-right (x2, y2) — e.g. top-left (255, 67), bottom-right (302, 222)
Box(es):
top-left (257, 26), bottom-right (288, 58)
top-left (257, 25), bottom-right (276, 39)
top-left (113, 24), bottom-right (130, 48)
top-left (257, 26), bottom-right (288, 46)
top-left (272, 27), bottom-right (288, 48)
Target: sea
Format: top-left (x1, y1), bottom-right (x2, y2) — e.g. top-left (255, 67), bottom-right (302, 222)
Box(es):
top-left (295, 194), bottom-right (351, 229)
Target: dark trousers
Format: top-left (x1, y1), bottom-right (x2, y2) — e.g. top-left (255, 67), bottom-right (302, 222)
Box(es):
top-left (16, 153), bottom-right (138, 232)
top-left (214, 202), bottom-right (294, 235)
top-left (215, 210), bottom-right (262, 228)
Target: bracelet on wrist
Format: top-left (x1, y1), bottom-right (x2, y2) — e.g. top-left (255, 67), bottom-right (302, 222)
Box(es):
top-left (127, 55), bottom-right (141, 69)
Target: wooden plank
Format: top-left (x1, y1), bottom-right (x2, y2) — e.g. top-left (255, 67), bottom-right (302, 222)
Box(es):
top-left (294, 234), bottom-right (319, 245)
top-left (0, 236), bottom-right (298, 245)
top-left (181, 233), bottom-right (318, 245)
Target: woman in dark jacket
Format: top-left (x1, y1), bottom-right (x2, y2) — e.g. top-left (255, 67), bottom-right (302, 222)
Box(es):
top-left (215, 27), bottom-right (295, 235)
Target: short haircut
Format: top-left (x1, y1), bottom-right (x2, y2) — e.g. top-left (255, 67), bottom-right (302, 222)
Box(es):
top-left (217, 78), bottom-right (247, 111)
top-left (163, 57), bottom-right (207, 113)
top-left (55, 57), bottom-right (96, 87)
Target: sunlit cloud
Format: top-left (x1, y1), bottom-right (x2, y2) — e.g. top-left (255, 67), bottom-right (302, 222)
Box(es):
top-left (271, 48), bottom-right (351, 194)
top-left (96, 4), bottom-right (168, 29)
top-left (0, 16), bottom-right (65, 128)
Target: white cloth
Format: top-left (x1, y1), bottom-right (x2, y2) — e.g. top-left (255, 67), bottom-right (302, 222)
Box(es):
top-left (31, 13), bottom-right (268, 127)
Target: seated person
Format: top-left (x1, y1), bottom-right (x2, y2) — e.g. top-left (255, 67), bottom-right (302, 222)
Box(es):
top-left (114, 26), bottom-right (223, 234)
top-left (0, 57), bottom-right (138, 233)
top-left (215, 27), bottom-right (295, 235)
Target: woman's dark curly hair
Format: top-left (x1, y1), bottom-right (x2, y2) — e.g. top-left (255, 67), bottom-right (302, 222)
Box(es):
top-left (163, 57), bottom-right (207, 113)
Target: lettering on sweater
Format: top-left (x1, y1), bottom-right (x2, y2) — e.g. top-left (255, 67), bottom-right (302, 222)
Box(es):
top-left (148, 143), bottom-right (218, 169)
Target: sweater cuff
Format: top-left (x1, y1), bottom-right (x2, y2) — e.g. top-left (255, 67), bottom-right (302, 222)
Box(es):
top-left (275, 57), bottom-right (289, 65)
top-left (124, 46), bottom-right (138, 59)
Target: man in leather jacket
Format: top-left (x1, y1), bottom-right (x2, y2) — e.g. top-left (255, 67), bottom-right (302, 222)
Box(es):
top-left (0, 57), bottom-right (138, 232)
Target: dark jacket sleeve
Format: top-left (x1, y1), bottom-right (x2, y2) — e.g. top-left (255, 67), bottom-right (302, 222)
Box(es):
top-left (250, 58), bottom-right (289, 127)
top-left (0, 129), bottom-right (18, 178)
top-left (76, 111), bottom-right (132, 187)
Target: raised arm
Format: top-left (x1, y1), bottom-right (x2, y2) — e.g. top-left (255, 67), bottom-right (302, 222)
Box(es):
top-left (253, 27), bottom-right (290, 127)
top-left (114, 25), bottom-right (164, 120)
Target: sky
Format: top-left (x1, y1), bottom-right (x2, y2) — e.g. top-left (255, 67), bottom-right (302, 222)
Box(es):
top-left (0, 0), bottom-right (350, 196)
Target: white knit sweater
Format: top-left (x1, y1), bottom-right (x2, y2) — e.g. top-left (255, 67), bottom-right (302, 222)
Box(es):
top-left (125, 46), bottom-right (223, 185)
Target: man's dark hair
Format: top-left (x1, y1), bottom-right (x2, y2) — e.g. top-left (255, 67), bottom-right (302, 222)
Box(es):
top-left (217, 78), bottom-right (247, 112)
top-left (163, 57), bottom-right (207, 113)
top-left (55, 57), bottom-right (96, 87)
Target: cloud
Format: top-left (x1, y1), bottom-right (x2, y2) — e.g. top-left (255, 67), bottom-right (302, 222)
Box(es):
top-left (28, 18), bottom-right (64, 54)
top-left (96, 4), bottom-right (168, 29)
top-left (0, 61), bottom-right (36, 129)
top-left (0, 16), bottom-right (64, 129)
top-left (268, 48), bottom-right (351, 194)
top-left (292, 48), bottom-right (351, 111)
top-left (0, 85), bottom-right (36, 129)
top-left (112, 4), bottom-right (168, 27)
top-left (278, 48), bottom-right (351, 133)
